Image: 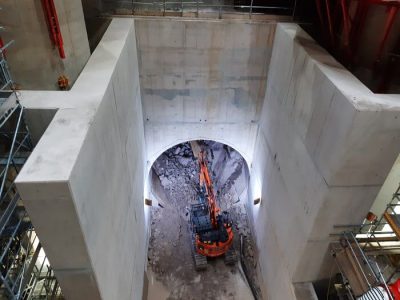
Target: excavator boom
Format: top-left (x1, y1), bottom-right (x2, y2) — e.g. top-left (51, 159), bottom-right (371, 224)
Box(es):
top-left (198, 151), bottom-right (219, 228)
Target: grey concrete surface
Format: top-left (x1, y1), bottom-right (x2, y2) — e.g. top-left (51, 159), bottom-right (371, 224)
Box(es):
top-left (16, 19), bottom-right (146, 300)
top-left (0, 0), bottom-right (90, 90)
top-left (293, 283), bottom-right (318, 300)
top-left (24, 109), bottom-right (57, 146)
top-left (11, 15), bottom-right (400, 300)
top-left (248, 23), bottom-right (400, 300)
top-left (14, 17), bottom-right (280, 299)
top-left (136, 18), bottom-right (276, 166)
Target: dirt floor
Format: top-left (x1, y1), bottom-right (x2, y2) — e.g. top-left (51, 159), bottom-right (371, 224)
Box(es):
top-left (146, 141), bottom-right (261, 300)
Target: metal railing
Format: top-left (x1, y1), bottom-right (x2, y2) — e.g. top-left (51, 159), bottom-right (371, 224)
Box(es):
top-left (0, 40), bottom-right (14, 91)
top-left (101, 0), bottom-right (297, 19)
top-left (328, 184), bottom-right (400, 298)
top-left (331, 232), bottom-right (394, 299)
top-left (356, 185), bottom-right (400, 253)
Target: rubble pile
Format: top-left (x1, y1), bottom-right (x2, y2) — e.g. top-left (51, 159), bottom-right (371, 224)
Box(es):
top-left (147, 141), bottom-right (261, 299)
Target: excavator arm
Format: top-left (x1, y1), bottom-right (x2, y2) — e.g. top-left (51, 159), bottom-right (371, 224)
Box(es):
top-left (198, 151), bottom-right (220, 228)
top-left (189, 143), bottom-right (236, 264)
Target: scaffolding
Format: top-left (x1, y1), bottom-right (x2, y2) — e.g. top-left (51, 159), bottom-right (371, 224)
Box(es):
top-left (0, 23), bottom-right (63, 300)
top-left (329, 185), bottom-right (400, 299)
top-left (331, 232), bottom-right (393, 299)
top-left (357, 186), bottom-right (400, 282)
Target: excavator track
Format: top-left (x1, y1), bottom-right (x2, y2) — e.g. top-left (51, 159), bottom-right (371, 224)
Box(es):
top-left (191, 233), bottom-right (207, 271)
top-left (224, 247), bottom-right (238, 265)
top-left (188, 220), bottom-right (208, 271)
top-left (193, 250), bottom-right (208, 271)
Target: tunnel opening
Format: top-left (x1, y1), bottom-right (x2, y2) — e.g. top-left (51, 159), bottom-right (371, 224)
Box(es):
top-left (145, 140), bottom-right (261, 299)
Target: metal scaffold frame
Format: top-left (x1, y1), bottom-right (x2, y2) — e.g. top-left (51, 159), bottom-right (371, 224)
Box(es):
top-left (358, 186), bottom-right (400, 281)
top-left (329, 184), bottom-right (400, 299)
top-left (0, 42), bottom-right (14, 91)
top-left (0, 20), bottom-right (63, 299)
top-left (331, 231), bottom-right (394, 299)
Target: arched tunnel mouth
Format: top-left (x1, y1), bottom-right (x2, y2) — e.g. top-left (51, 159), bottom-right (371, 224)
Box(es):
top-left (146, 140), bottom-right (261, 299)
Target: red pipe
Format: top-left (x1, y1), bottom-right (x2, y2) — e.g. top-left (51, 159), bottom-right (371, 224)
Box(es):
top-left (41, 0), bottom-right (65, 59)
top-left (333, 0), bottom-right (341, 28)
top-left (315, 0), bottom-right (326, 31)
top-left (315, 0), bottom-right (331, 46)
top-left (0, 37), bottom-right (4, 56)
top-left (349, 0), bottom-right (370, 62)
top-left (366, 0), bottom-right (400, 6)
top-left (377, 31), bottom-right (400, 92)
top-left (375, 5), bottom-right (399, 64)
top-left (340, 0), bottom-right (351, 48)
top-left (325, 0), bottom-right (335, 46)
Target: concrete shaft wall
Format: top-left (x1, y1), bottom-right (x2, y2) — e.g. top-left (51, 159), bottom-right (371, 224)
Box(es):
top-left (249, 24), bottom-right (400, 300)
top-left (136, 18), bottom-right (276, 165)
top-left (13, 17), bottom-right (400, 300)
top-left (0, 0), bottom-right (90, 90)
top-left (16, 19), bottom-right (146, 300)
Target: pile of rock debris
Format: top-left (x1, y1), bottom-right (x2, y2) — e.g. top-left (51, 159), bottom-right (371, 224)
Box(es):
top-left (147, 141), bottom-right (261, 299)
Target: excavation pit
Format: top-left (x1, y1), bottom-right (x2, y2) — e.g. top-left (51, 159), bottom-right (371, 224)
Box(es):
top-left (146, 140), bottom-right (261, 300)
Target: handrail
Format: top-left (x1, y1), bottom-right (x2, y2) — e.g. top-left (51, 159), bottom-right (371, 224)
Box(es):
top-left (102, 0), bottom-right (296, 19)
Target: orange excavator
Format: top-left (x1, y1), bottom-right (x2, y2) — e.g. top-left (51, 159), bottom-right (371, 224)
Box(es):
top-left (189, 150), bottom-right (237, 270)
